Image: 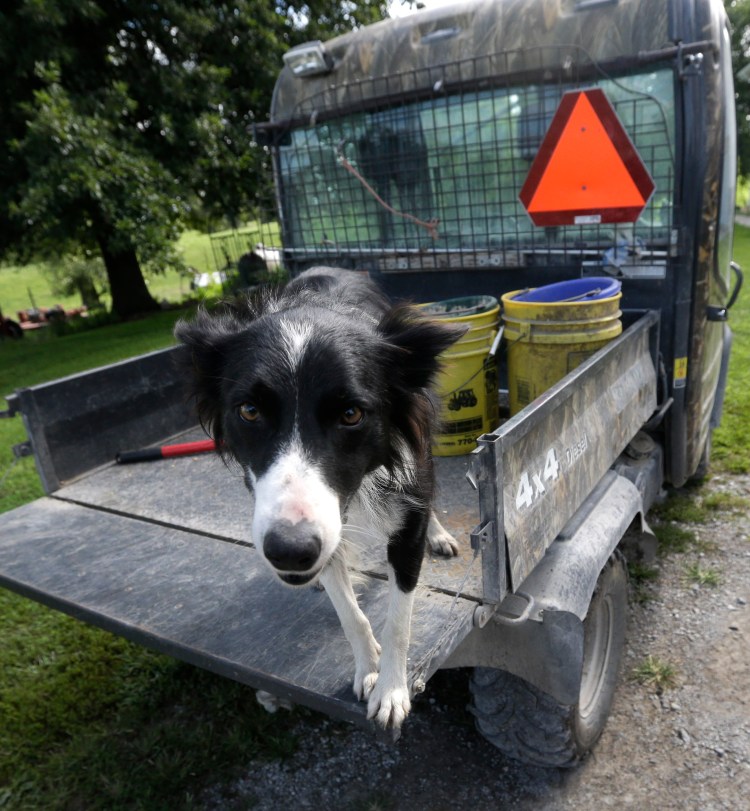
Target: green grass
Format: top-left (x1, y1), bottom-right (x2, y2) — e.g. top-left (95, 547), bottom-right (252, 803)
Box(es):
top-left (0, 227), bottom-right (279, 317)
top-left (649, 488), bottom-right (750, 527)
top-left (0, 225), bottom-right (283, 318)
top-left (177, 228), bottom-right (220, 273)
top-left (712, 224), bottom-right (750, 473)
top-left (0, 239), bottom-right (194, 317)
top-left (701, 490), bottom-right (750, 512)
top-left (653, 523), bottom-right (706, 555)
top-left (683, 562), bottom-right (721, 587)
top-left (628, 561), bottom-right (660, 603)
top-left (649, 492), bottom-right (711, 524)
top-left (631, 655), bottom-right (678, 693)
top-left (0, 262), bottom-right (82, 316)
top-left (0, 589), bottom-right (300, 810)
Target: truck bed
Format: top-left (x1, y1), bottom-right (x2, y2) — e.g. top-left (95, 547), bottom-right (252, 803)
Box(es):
top-left (0, 311), bottom-right (659, 724)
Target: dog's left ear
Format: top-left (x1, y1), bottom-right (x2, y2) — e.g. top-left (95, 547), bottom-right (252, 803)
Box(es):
top-left (379, 305), bottom-right (467, 390)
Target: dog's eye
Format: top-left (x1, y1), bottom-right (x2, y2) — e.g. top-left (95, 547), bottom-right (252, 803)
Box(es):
top-left (340, 405), bottom-right (364, 426)
top-left (238, 403), bottom-right (260, 423)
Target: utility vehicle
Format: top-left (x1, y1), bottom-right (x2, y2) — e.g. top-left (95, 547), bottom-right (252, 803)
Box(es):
top-left (0, 0), bottom-right (742, 766)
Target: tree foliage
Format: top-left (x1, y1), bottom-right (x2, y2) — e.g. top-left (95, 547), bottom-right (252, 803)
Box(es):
top-left (727, 0), bottom-right (750, 175)
top-left (43, 253), bottom-right (108, 311)
top-left (0, 1), bottom-right (388, 316)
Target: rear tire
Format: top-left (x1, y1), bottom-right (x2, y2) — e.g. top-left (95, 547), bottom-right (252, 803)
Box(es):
top-left (469, 551), bottom-right (628, 767)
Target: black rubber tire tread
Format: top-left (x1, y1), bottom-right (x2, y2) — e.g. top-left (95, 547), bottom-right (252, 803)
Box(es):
top-left (469, 551), bottom-right (628, 768)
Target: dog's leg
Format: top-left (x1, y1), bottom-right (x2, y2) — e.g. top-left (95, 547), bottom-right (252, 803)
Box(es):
top-left (427, 510), bottom-right (459, 557)
top-left (367, 567), bottom-right (416, 731)
top-left (367, 508), bottom-right (426, 731)
top-left (319, 554), bottom-right (381, 700)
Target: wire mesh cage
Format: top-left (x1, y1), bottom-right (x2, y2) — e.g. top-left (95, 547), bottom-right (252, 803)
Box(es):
top-left (263, 46), bottom-right (676, 277)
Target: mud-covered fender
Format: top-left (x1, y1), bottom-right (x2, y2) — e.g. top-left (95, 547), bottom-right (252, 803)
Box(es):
top-left (444, 471), bottom-right (651, 704)
top-left (516, 471), bottom-right (648, 623)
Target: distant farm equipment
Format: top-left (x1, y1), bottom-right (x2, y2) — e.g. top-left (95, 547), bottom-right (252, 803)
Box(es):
top-left (5, 304), bottom-right (88, 334)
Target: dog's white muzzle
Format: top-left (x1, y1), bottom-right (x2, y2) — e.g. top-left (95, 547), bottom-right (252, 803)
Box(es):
top-left (250, 447), bottom-right (342, 585)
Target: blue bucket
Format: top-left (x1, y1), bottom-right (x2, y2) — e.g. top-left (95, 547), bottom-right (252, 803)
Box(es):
top-left (512, 277), bottom-right (621, 304)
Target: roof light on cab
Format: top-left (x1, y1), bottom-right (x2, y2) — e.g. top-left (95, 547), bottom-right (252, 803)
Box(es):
top-left (282, 41), bottom-right (333, 77)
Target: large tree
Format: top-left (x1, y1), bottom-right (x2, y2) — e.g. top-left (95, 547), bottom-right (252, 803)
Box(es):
top-left (0, 1), bottom-right (388, 317)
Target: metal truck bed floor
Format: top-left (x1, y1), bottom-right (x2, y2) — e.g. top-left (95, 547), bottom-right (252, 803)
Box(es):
top-left (0, 443), bottom-right (480, 725)
top-left (53, 434), bottom-right (483, 598)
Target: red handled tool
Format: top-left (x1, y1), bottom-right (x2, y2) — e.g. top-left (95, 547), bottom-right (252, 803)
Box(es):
top-left (116, 439), bottom-right (217, 464)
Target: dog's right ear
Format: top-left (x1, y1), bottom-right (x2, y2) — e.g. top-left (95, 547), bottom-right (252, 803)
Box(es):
top-left (173, 302), bottom-right (255, 444)
top-left (379, 304), bottom-right (468, 390)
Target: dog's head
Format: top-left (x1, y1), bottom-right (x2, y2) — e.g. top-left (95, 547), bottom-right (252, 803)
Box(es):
top-left (175, 277), bottom-right (463, 586)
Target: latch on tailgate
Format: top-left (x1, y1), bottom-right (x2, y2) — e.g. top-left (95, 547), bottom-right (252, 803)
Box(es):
top-left (469, 519), bottom-right (495, 553)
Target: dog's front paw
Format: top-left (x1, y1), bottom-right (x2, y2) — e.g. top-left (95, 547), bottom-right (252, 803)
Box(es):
top-left (367, 682), bottom-right (411, 731)
top-left (427, 521), bottom-right (459, 557)
top-left (355, 670), bottom-right (379, 701)
top-left (353, 639), bottom-right (381, 700)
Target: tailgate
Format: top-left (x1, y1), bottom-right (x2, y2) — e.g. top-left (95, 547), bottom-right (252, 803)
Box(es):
top-left (0, 447), bottom-right (479, 726)
top-left (0, 497), bottom-right (477, 725)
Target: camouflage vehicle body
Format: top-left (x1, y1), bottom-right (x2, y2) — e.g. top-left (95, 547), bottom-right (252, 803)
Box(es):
top-left (272, 0), bottom-right (673, 114)
top-left (263, 0), bottom-right (740, 488)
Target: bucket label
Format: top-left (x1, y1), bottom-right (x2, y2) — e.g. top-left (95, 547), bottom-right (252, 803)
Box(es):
top-left (434, 355), bottom-right (499, 456)
top-left (442, 416), bottom-right (483, 436)
top-left (447, 388), bottom-right (478, 411)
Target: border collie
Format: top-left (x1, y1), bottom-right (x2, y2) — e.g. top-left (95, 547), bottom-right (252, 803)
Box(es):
top-left (175, 268), bottom-right (464, 731)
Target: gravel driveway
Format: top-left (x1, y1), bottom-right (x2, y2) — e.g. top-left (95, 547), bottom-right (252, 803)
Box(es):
top-left (203, 473), bottom-right (749, 810)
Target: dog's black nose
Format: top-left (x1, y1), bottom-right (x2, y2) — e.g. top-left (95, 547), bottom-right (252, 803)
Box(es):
top-left (263, 521), bottom-right (322, 572)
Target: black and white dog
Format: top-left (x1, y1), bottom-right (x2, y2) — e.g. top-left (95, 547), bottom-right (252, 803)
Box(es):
top-left (175, 268), bottom-right (464, 730)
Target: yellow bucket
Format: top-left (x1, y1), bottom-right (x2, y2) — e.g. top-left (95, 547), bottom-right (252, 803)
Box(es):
top-left (421, 296), bottom-right (501, 456)
top-left (502, 284), bottom-right (622, 416)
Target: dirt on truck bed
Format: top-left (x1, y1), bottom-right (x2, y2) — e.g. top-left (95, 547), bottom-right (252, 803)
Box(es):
top-left (200, 473), bottom-right (750, 811)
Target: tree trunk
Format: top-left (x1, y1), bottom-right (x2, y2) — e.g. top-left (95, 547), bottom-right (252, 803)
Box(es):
top-left (97, 237), bottom-right (160, 318)
top-left (75, 275), bottom-right (103, 310)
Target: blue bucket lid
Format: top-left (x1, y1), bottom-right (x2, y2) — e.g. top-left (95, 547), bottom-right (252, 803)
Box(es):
top-left (511, 277), bottom-right (621, 303)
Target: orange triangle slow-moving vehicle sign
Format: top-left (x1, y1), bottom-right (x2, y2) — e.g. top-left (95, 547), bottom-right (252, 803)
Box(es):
top-left (519, 88), bottom-right (655, 226)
